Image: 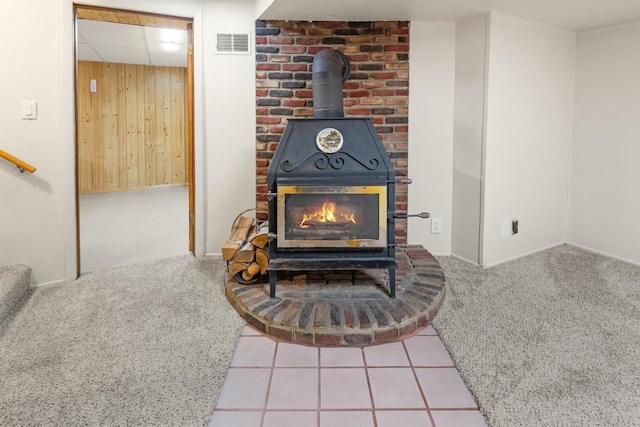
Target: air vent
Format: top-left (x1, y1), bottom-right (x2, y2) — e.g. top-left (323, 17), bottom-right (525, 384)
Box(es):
top-left (216, 33), bottom-right (250, 54)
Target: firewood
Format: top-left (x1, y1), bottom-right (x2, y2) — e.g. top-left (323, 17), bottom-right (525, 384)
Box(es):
top-left (255, 248), bottom-right (269, 275)
top-left (249, 222), bottom-right (269, 249)
top-left (241, 263), bottom-right (260, 281)
top-left (233, 241), bottom-right (255, 263)
top-left (221, 215), bottom-right (255, 260)
top-left (228, 261), bottom-right (249, 277)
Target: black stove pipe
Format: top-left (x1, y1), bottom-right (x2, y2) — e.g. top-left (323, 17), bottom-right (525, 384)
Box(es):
top-left (312, 49), bottom-right (351, 119)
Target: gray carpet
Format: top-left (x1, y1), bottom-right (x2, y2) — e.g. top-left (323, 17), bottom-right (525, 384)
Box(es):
top-left (433, 244), bottom-right (640, 426)
top-left (0, 255), bottom-right (245, 426)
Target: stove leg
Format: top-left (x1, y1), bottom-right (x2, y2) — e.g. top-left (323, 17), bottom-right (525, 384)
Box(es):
top-left (269, 270), bottom-right (277, 298)
top-left (389, 268), bottom-right (396, 298)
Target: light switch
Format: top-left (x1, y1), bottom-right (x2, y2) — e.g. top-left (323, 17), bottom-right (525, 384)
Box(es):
top-left (21, 100), bottom-right (37, 120)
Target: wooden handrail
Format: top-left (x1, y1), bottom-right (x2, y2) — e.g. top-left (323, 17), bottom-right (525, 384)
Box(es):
top-left (0, 149), bottom-right (36, 173)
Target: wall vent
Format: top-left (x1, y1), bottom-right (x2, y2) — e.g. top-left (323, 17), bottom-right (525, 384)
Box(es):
top-left (216, 33), bottom-right (250, 54)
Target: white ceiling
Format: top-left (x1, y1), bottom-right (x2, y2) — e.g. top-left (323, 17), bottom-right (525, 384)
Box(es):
top-left (259, 0), bottom-right (640, 32)
top-left (77, 0), bottom-right (640, 67)
top-left (77, 20), bottom-right (188, 67)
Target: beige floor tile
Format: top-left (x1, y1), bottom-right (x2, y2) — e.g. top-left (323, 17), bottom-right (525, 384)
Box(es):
top-left (320, 410), bottom-right (374, 427)
top-left (431, 410), bottom-right (488, 426)
top-left (262, 411), bottom-right (318, 427)
top-left (267, 368), bottom-right (318, 409)
top-left (275, 343), bottom-right (319, 367)
top-left (363, 341), bottom-right (410, 367)
top-left (241, 325), bottom-right (263, 336)
top-left (321, 368), bottom-right (372, 409)
top-left (415, 368), bottom-right (478, 409)
top-left (417, 325), bottom-right (438, 335)
top-left (320, 347), bottom-right (364, 367)
top-left (231, 336), bottom-right (276, 367)
top-left (367, 368), bottom-right (425, 409)
top-left (208, 410), bottom-right (262, 427)
top-left (375, 410), bottom-right (433, 427)
top-left (404, 336), bottom-right (454, 366)
top-left (215, 368), bottom-right (271, 409)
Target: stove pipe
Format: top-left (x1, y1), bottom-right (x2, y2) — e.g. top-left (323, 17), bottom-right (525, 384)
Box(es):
top-left (312, 49), bottom-right (351, 119)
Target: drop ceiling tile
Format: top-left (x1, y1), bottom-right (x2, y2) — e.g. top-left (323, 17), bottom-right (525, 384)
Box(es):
top-left (148, 49), bottom-right (187, 68)
top-left (78, 19), bottom-right (146, 49)
top-left (77, 43), bottom-right (103, 62)
top-left (93, 45), bottom-right (149, 65)
top-left (144, 26), bottom-right (188, 44)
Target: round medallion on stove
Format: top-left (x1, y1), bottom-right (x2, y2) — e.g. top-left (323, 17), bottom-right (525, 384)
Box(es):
top-left (316, 127), bottom-right (344, 153)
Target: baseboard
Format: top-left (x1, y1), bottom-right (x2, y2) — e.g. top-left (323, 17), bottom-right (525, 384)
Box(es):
top-left (450, 253), bottom-right (481, 266)
top-left (481, 241), bottom-right (566, 269)
top-left (204, 253), bottom-right (222, 260)
top-left (30, 278), bottom-right (66, 289)
top-left (566, 242), bottom-right (640, 267)
top-left (429, 251), bottom-right (452, 257)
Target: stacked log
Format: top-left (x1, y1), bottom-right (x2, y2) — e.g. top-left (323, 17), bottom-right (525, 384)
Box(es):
top-left (222, 215), bottom-right (269, 283)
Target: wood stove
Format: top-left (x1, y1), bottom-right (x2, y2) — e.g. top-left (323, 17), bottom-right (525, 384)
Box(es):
top-left (267, 50), bottom-right (397, 298)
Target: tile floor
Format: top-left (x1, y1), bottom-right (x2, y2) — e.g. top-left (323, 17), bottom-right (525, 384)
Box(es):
top-left (210, 325), bottom-right (487, 427)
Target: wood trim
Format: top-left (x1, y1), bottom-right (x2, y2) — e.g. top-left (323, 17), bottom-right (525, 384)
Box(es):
top-left (74, 5), bottom-right (81, 278)
top-left (75, 5), bottom-right (190, 30)
top-left (0, 149), bottom-right (36, 173)
top-left (187, 23), bottom-right (195, 252)
top-left (79, 183), bottom-right (187, 195)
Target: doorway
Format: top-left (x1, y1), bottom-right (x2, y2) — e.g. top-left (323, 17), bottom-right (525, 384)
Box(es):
top-left (74, 5), bottom-right (195, 274)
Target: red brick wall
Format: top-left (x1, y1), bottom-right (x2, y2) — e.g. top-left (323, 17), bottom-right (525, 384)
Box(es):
top-left (255, 20), bottom-right (409, 243)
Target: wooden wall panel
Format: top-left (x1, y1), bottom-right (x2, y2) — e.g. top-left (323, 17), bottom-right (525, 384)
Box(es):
top-left (77, 61), bottom-right (188, 194)
top-left (144, 66), bottom-right (157, 188)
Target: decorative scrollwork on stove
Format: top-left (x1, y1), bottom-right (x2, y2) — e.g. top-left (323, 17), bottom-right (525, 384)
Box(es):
top-left (344, 153), bottom-right (380, 170)
top-left (329, 154), bottom-right (345, 169)
top-left (315, 154), bottom-right (330, 170)
top-left (280, 151), bottom-right (381, 172)
top-left (281, 153), bottom-right (328, 172)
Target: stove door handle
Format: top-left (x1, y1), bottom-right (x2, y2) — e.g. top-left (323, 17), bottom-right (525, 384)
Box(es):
top-left (391, 211), bottom-right (430, 219)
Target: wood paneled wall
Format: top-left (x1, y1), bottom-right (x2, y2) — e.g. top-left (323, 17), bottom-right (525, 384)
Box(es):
top-left (77, 61), bottom-right (188, 194)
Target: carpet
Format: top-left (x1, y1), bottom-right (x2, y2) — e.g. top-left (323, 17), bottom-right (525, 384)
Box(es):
top-left (0, 255), bottom-right (245, 426)
top-left (433, 244), bottom-right (640, 426)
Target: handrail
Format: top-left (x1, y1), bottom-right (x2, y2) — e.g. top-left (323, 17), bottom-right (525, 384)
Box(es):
top-left (0, 149), bottom-right (36, 173)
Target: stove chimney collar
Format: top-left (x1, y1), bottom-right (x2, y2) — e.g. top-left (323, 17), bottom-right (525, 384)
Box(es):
top-left (312, 49), bottom-right (350, 119)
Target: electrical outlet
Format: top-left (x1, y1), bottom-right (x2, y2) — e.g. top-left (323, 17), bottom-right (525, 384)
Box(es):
top-left (512, 219), bottom-right (518, 235)
top-left (502, 220), bottom-right (511, 237)
top-left (431, 217), bottom-right (442, 234)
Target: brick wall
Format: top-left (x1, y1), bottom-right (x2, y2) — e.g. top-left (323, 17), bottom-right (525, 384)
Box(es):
top-left (255, 20), bottom-right (409, 243)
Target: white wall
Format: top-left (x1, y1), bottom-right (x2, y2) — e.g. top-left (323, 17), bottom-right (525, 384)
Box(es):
top-left (202, 1), bottom-right (257, 256)
top-left (0, 0), bottom-right (67, 284)
top-left (569, 23), bottom-right (640, 264)
top-left (407, 21), bottom-right (455, 255)
top-left (0, 0), bottom-right (257, 284)
top-left (451, 15), bottom-right (488, 264)
top-left (481, 13), bottom-right (576, 266)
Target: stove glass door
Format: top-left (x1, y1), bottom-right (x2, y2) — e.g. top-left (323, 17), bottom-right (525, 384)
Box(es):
top-left (277, 185), bottom-right (387, 249)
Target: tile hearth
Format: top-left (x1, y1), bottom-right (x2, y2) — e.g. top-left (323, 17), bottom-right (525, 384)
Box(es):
top-left (225, 246), bottom-right (446, 346)
top-left (209, 325), bottom-right (487, 427)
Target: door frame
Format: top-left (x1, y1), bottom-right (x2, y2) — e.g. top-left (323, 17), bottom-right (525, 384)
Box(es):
top-left (68, 2), bottom-right (204, 279)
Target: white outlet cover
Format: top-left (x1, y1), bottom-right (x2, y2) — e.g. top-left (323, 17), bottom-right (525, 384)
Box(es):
top-left (431, 217), bottom-right (442, 234)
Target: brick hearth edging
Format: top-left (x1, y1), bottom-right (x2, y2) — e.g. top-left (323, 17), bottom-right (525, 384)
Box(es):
top-left (224, 245), bottom-right (445, 347)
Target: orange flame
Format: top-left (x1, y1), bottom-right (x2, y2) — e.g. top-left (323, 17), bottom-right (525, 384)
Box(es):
top-left (300, 201), bottom-right (356, 228)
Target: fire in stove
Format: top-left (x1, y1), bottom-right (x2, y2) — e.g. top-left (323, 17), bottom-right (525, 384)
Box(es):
top-left (281, 188), bottom-right (383, 244)
top-left (299, 200), bottom-right (356, 229)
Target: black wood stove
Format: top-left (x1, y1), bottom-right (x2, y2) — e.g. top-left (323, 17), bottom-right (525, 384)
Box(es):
top-left (267, 49), bottom-right (399, 298)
